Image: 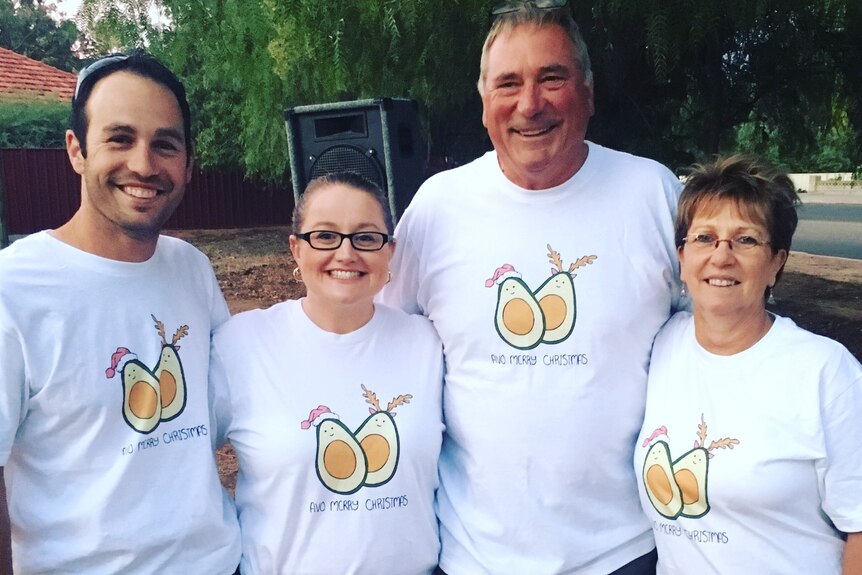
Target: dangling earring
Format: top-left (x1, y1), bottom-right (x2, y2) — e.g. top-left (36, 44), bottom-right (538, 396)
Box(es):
top-left (680, 282), bottom-right (687, 298)
top-left (767, 285), bottom-right (776, 305)
top-left (292, 267), bottom-right (303, 283)
top-left (387, 271), bottom-right (392, 284)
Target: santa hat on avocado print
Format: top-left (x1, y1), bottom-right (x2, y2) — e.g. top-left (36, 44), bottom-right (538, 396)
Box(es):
top-left (300, 405), bottom-right (340, 430)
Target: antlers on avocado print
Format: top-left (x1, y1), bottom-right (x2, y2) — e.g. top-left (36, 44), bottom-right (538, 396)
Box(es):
top-left (301, 385), bottom-right (413, 495)
top-left (486, 245), bottom-right (597, 350)
top-left (642, 415), bottom-right (740, 520)
top-left (105, 314), bottom-right (189, 434)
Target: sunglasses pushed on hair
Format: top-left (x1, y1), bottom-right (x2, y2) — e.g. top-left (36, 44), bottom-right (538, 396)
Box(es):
top-left (74, 53), bottom-right (130, 100)
top-left (491, 0), bottom-right (569, 16)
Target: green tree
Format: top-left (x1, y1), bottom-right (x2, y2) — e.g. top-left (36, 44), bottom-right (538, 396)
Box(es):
top-left (0, 0), bottom-right (79, 71)
top-left (70, 0), bottom-right (861, 179)
top-left (76, 0), bottom-right (166, 55)
top-left (584, 0), bottom-right (860, 171)
top-left (0, 98), bottom-right (69, 148)
top-left (153, 0), bottom-right (490, 181)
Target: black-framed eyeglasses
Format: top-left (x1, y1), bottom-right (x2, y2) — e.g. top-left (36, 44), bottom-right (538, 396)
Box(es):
top-left (297, 230), bottom-right (391, 251)
top-left (491, 0), bottom-right (568, 16)
top-left (74, 53), bottom-right (129, 100)
top-left (683, 233), bottom-right (771, 252)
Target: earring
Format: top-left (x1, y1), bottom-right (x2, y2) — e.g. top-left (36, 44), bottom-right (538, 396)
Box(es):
top-left (680, 282), bottom-right (687, 298)
top-left (767, 285), bottom-right (776, 305)
top-left (292, 267), bottom-right (303, 283)
top-left (387, 271), bottom-right (392, 284)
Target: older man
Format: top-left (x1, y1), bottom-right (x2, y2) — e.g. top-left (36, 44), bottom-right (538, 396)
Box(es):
top-left (383, 3), bottom-right (682, 574)
top-left (0, 52), bottom-right (240, 573)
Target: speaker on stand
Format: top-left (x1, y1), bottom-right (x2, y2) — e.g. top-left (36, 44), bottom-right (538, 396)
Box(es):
top-left (284, 98), bottom-right (426, 223)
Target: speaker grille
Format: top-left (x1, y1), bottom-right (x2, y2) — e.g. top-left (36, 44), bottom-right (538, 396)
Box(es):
top-left (309, 144), bottom-right (385, 190)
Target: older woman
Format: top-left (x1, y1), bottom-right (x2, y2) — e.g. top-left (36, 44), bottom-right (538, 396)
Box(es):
top-left (635, 155), bottom-right (862, 574)
top-left (209, 172), bottom-right (444, 574)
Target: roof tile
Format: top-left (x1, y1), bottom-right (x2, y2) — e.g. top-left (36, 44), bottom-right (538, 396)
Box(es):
top-left (0, 47), bottom-right (77, 101)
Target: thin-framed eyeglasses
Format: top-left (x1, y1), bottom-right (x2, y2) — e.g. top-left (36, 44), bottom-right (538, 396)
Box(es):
top-left (74, 53), bottom-right (129, 100)
top-left (491, 0), bottom-right (568, 16)
top-left (296, 230), bottom-right (391, 252)
top-left (683, 233), bottom-right (771, 252)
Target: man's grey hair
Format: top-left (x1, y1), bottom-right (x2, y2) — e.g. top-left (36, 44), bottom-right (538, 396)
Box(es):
top-left (477, 6), bottom-right (593, 95)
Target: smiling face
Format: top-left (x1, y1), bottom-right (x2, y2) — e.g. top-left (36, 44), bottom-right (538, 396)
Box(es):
top-left (481, 23), bottom-right (594, 190)
top-left (679, 201), bottom-right (787, 324)
top-left (289, 183), bottom-right (394, 331)
top-left (66, 71), bottom-right (192, 247)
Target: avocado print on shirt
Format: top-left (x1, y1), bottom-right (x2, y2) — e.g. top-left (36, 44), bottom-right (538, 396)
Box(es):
top-left (486, 245), bottom-right (597, 349)
top-left (301, 385), bottom-right (412, 495)
top-left (641, 415), bottom-right (740, 520)
top-left (105, 315), bottom-right (189, 434)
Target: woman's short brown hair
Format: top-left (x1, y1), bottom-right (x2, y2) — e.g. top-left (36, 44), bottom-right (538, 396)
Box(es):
top-left (292, 171), bottom-right (393, 235)
top-left (675, 155), bottom-right (800, 288)
top-left (676, 154), bottom-right (800, 254)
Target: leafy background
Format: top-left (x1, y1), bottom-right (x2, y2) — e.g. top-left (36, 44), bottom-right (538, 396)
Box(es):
top-left (1, 0), bottom-right (860, 182)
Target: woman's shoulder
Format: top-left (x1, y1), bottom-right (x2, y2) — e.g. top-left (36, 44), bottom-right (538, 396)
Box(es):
top-left (770, 314), bottom-right (860, 367)
top-left (655, 310), bottom-right (694, 344)
top-left (214, 300), bottom-right (296, 343)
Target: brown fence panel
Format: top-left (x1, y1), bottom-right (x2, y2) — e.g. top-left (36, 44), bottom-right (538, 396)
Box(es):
top-left (1, 148), bottom-right (293, 235)
top-left (168, 168), bottom-right (293, 229)
top-left (1, 149), bottom-right (78, 235)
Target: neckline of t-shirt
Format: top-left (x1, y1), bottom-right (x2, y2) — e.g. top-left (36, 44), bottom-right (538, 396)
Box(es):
top-left (290, 298), bottom-right (385, 346)
top-left (491, 141), bottom-right (602, 204)
top-left (692, 312), bottom-right (784, 362)
top-left (38, 230), bottom-right (164, 276)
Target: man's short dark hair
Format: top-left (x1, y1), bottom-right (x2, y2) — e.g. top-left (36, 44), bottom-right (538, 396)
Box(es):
top-left (71, 51), bottom-right (192, 161)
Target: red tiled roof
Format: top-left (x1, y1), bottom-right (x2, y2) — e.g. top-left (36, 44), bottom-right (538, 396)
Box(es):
top-left (0, 47), bottom-right (77, 101)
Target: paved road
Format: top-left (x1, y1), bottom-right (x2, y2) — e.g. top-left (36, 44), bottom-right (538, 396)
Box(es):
top-left (795, 202), bottom-right (862, 260)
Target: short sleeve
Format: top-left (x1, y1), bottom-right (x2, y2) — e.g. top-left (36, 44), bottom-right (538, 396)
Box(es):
top-left (0, 324), bottom-right (27, 465)
top-left (380, 214), bottom-right (424, 315)
top-left (208, 338), bottom-right (234, 449)
top-left (207, 265), bottom-right (231, 328)
top-left (818, 350), bottom-right (862, 532)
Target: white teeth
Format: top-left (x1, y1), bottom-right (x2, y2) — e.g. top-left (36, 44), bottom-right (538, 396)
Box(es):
top-left (330, 270), bottom-right (360, 279)
top-left (518, 127), bottom-right (551, 137)
top-left (708, 279), bottom-right (737, 287)
top-left (124, 186), bottom-right (158, 199)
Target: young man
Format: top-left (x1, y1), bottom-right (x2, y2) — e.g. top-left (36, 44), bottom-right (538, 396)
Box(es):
top-left (0, 52), bottom-right (240, 574)
top-left (383, 3), bottom-right (682, 574)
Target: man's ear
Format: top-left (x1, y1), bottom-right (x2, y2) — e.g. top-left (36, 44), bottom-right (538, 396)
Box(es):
top-left (185, 153), bottom-right (195, 184)
top-left (65, 130), bottom-right (85, 175)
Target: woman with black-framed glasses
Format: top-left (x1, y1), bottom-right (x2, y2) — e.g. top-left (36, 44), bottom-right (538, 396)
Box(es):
top-left (209, 171), bottom-right (444, 574)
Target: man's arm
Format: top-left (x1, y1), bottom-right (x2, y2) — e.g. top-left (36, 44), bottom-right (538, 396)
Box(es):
top-left (1, 467), bottom-right (11, 574)
top-left (844, 532), bottom-right (862, 575)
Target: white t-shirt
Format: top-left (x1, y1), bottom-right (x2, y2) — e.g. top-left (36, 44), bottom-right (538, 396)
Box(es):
top-left (0, 231), bottom-right (240, 574)
top-left (210, 300), bottom-right (444, 575)
top-left (383, 143), bottom-right (682, 574)
top-left (636, 312), bottom-right (862, 574)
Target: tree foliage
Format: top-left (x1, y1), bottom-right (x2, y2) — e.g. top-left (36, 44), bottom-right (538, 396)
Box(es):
top-left (0, 98), bottom-right (69, 148)
top-left (71, 0), bottom-right (861, 180)
top-left (583, 0), bottom-right (861, 171)
top-left (0, 0), bottom-right (78, 71)
top-left (76, 0), bottom-right (166, 55)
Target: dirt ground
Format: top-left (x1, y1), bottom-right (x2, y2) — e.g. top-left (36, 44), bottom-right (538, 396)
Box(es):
top-left (166, 226), bottom-right (862, 492)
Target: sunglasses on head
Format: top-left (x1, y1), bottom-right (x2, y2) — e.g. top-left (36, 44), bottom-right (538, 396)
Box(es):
top-left (74, 53), bottom-right (130, 100)
top-left (491, 0), bottom-right (569, 16)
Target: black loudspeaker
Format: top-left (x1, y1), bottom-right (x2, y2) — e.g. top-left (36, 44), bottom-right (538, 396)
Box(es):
top-left (284, 98), bottom-right (425, 223)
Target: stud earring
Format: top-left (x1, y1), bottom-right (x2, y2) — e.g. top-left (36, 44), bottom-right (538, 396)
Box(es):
top-left (292, 267), bottom-right (303, 282)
